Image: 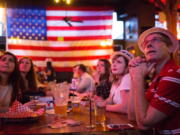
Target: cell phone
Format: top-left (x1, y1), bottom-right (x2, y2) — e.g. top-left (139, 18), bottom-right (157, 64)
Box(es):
top-left (107, 124), bottom-right (134, 130)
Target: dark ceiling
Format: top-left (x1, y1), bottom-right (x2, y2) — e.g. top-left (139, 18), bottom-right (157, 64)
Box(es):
top-left (3, 0), bottom-right (136, 13)
top-left (5, 0), bottom-right (130, 6)
top-left (2, 0), bottom-right (156, 16)
top-left (4, 0), bottom-right (128, 6)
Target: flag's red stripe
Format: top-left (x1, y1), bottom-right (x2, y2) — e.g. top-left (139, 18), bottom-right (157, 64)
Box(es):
top-left (16, 55), bottom-right (111, 61)
top-left (8, 45), bottom-right (113, 51)
top-left (46, 16), bottom-right (112, 20)
top-left (46, 6), bottom-right (114, 11)
top-left (47, 25), bottom-right (112, 31)
top-left (47, 35), bottom-right (112, 41)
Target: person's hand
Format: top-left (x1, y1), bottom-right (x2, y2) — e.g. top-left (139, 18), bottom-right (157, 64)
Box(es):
top-left (128, 56), bottom-right (146, 67)
top-left (93, 95), bottom-right (103, 101)
top-left (94, 99), bottom-right (106, 107)
top-left (129, 57), bottom-right (155, 80)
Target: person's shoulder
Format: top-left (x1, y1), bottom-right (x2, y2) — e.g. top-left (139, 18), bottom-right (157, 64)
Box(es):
top-left (170, 59), bottom-right (180, 72)
top-left (165, 65), bottom-right (180, 78)
top-left (159, 60), bottom-right (180, 78)
top-left (84, 72), bottom-right (93, 78)
top-left (92, 71), bottom-right (98, 77)
top-left (122, 73), bottom-right (131, 80)
top-left (158, 65), bottom-right (180, 88)
top-left (176, 68), bottom-right (180, 74)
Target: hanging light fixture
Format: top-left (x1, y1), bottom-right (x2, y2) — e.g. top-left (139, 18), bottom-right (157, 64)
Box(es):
top-left (66, 0), bottom-right (71, 5)
top-left (54, 0), bottom-right (71, 5)
top-left (54, 0), bottom-right (60, 3)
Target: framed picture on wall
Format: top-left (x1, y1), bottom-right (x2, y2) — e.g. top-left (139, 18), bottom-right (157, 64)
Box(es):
top-left (125, 17), bottom-right (138, 41)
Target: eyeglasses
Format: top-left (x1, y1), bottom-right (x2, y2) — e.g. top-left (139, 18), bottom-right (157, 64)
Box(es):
top-left (142, 37), bottom-right (165, 49)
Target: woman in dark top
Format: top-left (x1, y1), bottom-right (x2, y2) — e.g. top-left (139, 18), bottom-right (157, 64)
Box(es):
top-left (93, 59), bottom-right (112, 100)
top-left (45, 61), bottom-right (56, 82)
top-left (19, 57), bottom-right (45, 103)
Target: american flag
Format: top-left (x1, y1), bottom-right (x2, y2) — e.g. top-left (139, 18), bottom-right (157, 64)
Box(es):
top-left (7, 7), bottom-right (114, 72)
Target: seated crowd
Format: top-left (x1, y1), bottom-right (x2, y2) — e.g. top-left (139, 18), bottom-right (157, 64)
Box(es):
top-left (0, 27), bottom-right (179, 135)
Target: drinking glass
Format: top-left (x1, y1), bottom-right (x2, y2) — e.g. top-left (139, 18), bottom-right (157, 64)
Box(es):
top-left (71, 96), bottom-right (81, 113)
top-left (86, 98), bottom-right (95, 128)
top-left (53, 82), bottom-right (69, 117)
top-left (94, 100), bottom-right (106, 126)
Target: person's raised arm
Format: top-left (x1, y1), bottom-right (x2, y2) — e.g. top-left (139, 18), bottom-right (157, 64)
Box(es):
top-left (129, 58), bottom-right (166, 129)
top-left (128, 87), bottom-right (136, 121)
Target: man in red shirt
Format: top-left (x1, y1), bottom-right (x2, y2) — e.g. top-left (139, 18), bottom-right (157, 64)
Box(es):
top-left (128, 27), bottom-right (180, 135)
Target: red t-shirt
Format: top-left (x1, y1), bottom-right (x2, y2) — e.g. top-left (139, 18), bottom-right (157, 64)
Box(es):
top-left (146, 60), bottom-right (180, 135)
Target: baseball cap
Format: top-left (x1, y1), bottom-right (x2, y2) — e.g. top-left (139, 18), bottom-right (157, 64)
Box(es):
top-left (138, 27), bottom-right (179, 53)
top-left (111, 50), bottom-right (134, 61)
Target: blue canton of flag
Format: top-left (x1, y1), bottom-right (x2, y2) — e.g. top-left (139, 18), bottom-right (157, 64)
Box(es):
top-left (7, 8), bottom-right (47, 40)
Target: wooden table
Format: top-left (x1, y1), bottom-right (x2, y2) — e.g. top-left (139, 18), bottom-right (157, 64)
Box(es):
top-left (1, 106), bottom-right (141, 135)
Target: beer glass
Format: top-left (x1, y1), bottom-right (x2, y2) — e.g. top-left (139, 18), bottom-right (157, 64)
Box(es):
top-left (86, 98), bottom-right (95, 128)
top-left (53, 82), bottom-right (69, 117)
top-left (71, 96), bottom-right (81, 113)
top-left (94, 100), bottom-right (106, 125)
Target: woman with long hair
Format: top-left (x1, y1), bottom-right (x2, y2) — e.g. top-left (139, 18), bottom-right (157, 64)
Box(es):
top-left (93, 59), bottom-right (112, 100)
top-left (19, 57), bottom-right (37, 92)
top-left (19, 57), bottom-right (44, 103)
top-left (0, 51), bottom-right (22, 112)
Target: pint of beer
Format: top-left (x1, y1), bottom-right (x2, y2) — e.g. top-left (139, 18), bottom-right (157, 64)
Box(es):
top-left (54, 104), bottom-right (67, 116)
top-left (71, 97), bottom-right (81, 113)
top-left (53, 82), bottom-right (70, 117)
top-left (94, 100), bottom-right (106, 125)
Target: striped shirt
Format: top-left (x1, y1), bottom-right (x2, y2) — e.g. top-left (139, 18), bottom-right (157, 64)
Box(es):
top-left (146, 60), bottom-right (180, 135)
